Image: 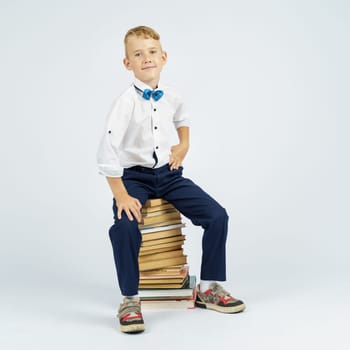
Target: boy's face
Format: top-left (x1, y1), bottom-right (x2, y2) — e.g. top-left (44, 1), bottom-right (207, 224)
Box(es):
top-left (123, 35), bottom-right (167, 88)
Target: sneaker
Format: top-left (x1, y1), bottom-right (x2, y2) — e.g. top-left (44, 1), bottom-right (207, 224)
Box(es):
top-left (117, 297), bottom-right (145, 333)
top-left (195, 282), bottom-right (246, 313)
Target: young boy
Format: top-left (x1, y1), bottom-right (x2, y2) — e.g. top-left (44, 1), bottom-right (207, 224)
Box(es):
top-left (97, 25), bottom-right (245, 334)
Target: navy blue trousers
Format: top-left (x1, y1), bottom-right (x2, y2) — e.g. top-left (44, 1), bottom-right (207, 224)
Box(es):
top-left (108, 164), bottom-right (229, 296)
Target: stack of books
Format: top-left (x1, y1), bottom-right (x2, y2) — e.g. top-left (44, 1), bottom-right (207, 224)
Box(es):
top-left (138, 198), bottom-right (197, 309)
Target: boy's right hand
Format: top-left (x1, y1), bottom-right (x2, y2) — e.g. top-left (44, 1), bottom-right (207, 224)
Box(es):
top-left (106, 176), bottom-right (142, 222)
top-left (115, 192), bottom-right (142, 222)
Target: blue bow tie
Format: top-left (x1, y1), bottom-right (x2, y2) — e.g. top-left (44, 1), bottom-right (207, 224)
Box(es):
top-left (134, 85), bottom-right (164, 101)
top-left (143, 89), bottom-right (164, 101)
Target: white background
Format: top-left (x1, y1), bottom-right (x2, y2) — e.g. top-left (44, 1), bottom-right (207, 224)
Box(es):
top-left (0, 0), bottom-right (348, 349)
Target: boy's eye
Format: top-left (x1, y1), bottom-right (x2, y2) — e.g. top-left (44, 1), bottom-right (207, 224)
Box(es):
top-left (150, 50), bottom-right (157, 54)
top-left (134, 52), bottom-right (141, 57)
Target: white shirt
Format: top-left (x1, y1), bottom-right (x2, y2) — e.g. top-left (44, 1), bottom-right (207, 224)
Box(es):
top-left (96, 78), bottom-right (190, 177)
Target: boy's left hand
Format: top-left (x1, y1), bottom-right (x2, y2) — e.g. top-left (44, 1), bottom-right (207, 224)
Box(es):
top-left (169, 143), bottom-right (189, 170)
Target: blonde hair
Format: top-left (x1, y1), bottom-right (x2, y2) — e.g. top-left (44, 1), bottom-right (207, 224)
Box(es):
top-left (124, 26), bottom-right (161, 57)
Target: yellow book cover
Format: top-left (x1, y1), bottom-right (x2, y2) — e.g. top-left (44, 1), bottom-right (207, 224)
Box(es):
top-left (139, 238), bottom-right (185, 252)
top-left (142, 208), bottom-right (178, 218)
top-left (139, 281), bottom-right (187, 289)
top-left (144, 198), bottom-right (168, 208)
top-left (139, 247), bottom-right (180, 257)
top-left (141, 235), bottom-right (185, 247)
top-left (139, 276), bottom-right (187, 284)
top-left (140, 211), bottom-right (181, 226)
top-left (139, 255), bottom-right (187, 272)
top-left (142, 203), bottom-right (175, 214)
top-left (139, 276), bottom-right (188, 289)
top-left (138, 249), bottom-right (184, 263)
top-left (141, 228), bottom-right (183, 242)
top-left (140, 265), bottom-right (189, 279)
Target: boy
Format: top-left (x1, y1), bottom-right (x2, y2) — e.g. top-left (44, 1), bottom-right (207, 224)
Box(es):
top-left (97, 26), bottom-right (245, 334)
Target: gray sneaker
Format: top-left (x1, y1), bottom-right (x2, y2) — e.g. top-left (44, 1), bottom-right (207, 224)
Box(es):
top-left (117, 297), bottom-right (145, 333)
top-left (195, 282), bottom-right (246, 313)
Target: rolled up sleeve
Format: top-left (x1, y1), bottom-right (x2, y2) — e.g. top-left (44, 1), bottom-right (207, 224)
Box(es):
top-left (96, 97), bottom-right (132, 177)
top-left (173, 98), bottom-right (190, 129)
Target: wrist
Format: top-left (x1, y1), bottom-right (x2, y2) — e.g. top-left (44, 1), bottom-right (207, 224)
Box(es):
top-left (106, 176), bottom-right (128, 200)
top-left (179, 141), bottom-right (189, 149)
top-left (114, 189), bottom-right (128, 201)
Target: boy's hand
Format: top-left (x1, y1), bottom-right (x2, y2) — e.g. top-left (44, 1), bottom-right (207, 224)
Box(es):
top-left (106, 176), bottom-right (142, 222)
top-left (169, 143), bottom-right (189, 170)
top-left (115, 192), bottom-right (142, 222)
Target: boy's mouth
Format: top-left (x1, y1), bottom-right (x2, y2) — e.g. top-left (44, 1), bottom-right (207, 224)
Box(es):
top-left (142, 66), bottom-right (156, 70)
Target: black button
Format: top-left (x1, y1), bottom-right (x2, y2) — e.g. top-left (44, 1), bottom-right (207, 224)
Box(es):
top-left (156, 146), bottom-right (159, 149)
top-left (153, 108), bottom-right (157, 111)
top-left (154, 126), bottom-right (158, 130)
top-left (108, 130), bottom-right (111, 134)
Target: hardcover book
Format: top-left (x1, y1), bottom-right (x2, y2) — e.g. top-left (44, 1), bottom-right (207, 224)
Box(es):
top-left (138, 255), bottom-right (187, 272)
top-left (139, 275), bottom-right (196, 297)
top-left (144, 198), bottom-right (168, 207)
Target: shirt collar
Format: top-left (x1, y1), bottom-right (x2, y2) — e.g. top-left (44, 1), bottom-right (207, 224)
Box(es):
top-left (133, 78), bottom-right (163, 92)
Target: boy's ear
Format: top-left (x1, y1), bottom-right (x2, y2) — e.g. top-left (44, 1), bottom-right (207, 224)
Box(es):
top-left (161, 51), bottom-right (168, 64)
top-left (123, 57), bottom-right (132, 70)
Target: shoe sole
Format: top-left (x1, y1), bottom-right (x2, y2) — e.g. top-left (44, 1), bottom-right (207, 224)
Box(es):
top-left (195, 300), bottom-right (246, 313)
top-left (120, 323), bottom-right (145, 333)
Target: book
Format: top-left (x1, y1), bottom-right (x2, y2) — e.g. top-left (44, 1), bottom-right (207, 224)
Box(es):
top-left (140, 211), bottom-right (181, 226)
top-left (140, 284), bottom-right (197, 309)
top-left (138, 255), bottom-right (187, 272)
top-left (139, 246), bottom-right (183, 257)
top-left (138, 249), bottom-right (184, 263)
top-left (139, 219), bottom-right (183, 230)
top-left (140, 265), bottom-right (187, 278)
top-left (144, 198), bottom-right (168, 207)
top-left (141, 228), bottom-right (183, 242)
top-left (139, 275), bottom-right (196, 298)
top-left (142, 208), bottom-right (178, 218)
top-left (140, 223), bottom-right (185, 234)
top-left (139, 273), bottom-right (189, 289)
top-left (139, 270), bottom-right (189, 288)
top-left (139, 273), bottom-right (188, 284)
top-left (139, 238), bottom-right (185, 252)
top-left (141, 235), bottom-right (185, 247)
top-left (140, 297), bottom-right (196, 310)
top-left (140, 266), bottom-right (189, 282)
top-left (140, 276), bottom-right (187, 284)
top-left (139, 280), bottom-right (188, 289)
top-left (142, 203), bottom-right (175, 214)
